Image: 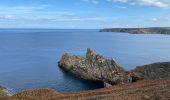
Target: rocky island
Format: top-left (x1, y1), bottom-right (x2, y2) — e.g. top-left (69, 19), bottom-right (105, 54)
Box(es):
top-left (58, 48), bottom-right (127, 85)
top-left (100, 27), bottom-right (170, 34)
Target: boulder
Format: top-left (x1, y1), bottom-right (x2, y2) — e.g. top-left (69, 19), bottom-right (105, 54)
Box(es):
top-left (58, 48), bottom-right (127, 85)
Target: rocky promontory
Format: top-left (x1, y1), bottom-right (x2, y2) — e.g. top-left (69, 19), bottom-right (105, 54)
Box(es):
top-left (59, 48), bottom-right (170, 86)
top-left (100, 27), bottom-right (170, 34)
top-left (131, 62), bottom-right (170, 80)
top-left (58, 48), bottom-right (127, 85)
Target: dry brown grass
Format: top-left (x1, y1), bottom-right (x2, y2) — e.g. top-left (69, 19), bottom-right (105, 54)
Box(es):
top-left (6, 77), bottom-right (170, 100)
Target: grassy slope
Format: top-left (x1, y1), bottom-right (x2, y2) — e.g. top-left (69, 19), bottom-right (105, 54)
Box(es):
top-left (0, 86), bottom-right (9, 96)
top-left (0, 86), bottom-right (12, 100)
top-left (9, 77), bottom-right (170, 100)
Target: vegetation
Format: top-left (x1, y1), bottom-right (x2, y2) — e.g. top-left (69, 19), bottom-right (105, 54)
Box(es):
top-left (7, 77), bottom-right (170, 100)
top-left (0, 86), bottom-right (11, 98)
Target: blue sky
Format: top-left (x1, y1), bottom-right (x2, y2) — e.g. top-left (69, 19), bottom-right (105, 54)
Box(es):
top-left (0, 0), bottom-right (170, 28)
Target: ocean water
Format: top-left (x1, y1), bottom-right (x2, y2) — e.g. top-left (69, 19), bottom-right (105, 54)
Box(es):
top-left (0, 29), bottom-right (170, 93)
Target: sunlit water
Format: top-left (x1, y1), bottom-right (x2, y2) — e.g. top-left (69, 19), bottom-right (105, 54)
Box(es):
top-left (0, 29), bottom-right (170, 93)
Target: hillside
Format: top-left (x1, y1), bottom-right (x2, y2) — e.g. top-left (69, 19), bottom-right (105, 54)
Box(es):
top-left (131, 62), bottom-right (170, 80)
top-left (6, 77), bottom-right (170, 100)
top-left (0, 86), bottom-right (12, 100)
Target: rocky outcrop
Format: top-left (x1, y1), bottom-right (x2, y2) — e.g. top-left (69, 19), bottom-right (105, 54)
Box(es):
top-left (100, 27), bottom-right (170, 34)
top-left (131, 62), bottom-right (170, 80)
top-left (58, 48), bottom-right (127, 85)
top-left (58, 48), bottom-right (170, 85)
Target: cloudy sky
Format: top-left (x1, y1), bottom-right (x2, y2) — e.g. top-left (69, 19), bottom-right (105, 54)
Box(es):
top-left (0, 0), bottom-right (170, 28)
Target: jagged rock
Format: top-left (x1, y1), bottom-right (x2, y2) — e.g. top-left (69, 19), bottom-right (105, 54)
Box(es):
top-left (131, 62), bottom-right (170, 80)
top-left (104, 82), bottom-right (112, 87)
top-left (58, 48), bottom-right (127, 85)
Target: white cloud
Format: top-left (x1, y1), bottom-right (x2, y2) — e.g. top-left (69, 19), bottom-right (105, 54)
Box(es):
top-left (117, 6), bottom-right (127, 9)
top-left (108, 0), bottom-right (169, 8)
top-left (82, 0), bottom-right (99, 4)
top-left (0, 5), bottom-right (107, 23)
top-left (82, 0), bottom-right (170, 8)
top-left (151, 17), bottom-right (158, 21)
top-left (0, 15), bottom-right (15, 20)
top-left (84, 0), bottom-right (169, 8)
top-left (0, 4), bottom-right (50, 15)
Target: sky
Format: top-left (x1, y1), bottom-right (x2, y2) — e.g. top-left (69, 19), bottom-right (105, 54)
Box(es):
top-left (0, 0), bottom-right (170, 29)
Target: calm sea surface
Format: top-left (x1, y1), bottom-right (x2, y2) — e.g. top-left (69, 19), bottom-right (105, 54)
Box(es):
top-left (0, 29), bottom-right (170, 93)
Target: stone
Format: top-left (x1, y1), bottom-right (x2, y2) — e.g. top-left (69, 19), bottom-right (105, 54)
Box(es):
top-left (58, 48), bottom-right (127, 85)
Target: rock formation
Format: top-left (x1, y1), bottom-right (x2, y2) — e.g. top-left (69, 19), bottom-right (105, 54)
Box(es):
top-left (58, 48), bottom-right (170, 85)
top-left (100, 27), bottom-right (170, 34)
top-left (131, 62), bottom-right (170, 80)
top-left (58, 48), bottom-right (127, 85)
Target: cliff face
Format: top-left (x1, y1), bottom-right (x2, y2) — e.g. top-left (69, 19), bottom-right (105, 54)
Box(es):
top-left (131, 62), bottom-right (170, 80)
top-left (100, 27), bottom-right (170, 34)
top-left (58, 48), bottom-right (127, 85)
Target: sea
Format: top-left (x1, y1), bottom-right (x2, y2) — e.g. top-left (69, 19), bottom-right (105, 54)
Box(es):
top-left (0, 29), bottom-right (170, 93)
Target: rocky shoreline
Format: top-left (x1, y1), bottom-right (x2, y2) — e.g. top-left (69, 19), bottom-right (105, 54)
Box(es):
top-left (58, 48), bottom-right (170, 86)
top-left (99, 27), bottom-right (170, 34)
top-left (1, 48), bottom-right (170, 99)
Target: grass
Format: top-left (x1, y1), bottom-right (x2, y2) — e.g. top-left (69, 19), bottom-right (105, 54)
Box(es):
top-left (0, 86), bottom-right (12, 97)
top-left (8, 77), bottom-right (170, 100)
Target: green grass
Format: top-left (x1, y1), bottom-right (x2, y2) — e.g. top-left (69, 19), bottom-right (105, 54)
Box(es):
top-left (0, 86), bottom-right (11, 97)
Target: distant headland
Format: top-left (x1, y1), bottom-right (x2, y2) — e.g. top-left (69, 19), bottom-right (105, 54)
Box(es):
top-left (100, 27), bottom-right (170, 34)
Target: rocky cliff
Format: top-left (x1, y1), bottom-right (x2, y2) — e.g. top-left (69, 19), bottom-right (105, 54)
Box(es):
top-left (100, 27), bottom-right (170, 34)
top-left (131, 62), bottom-right (170, 80)
top-left (58, 48), bottom-right (127, 85)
